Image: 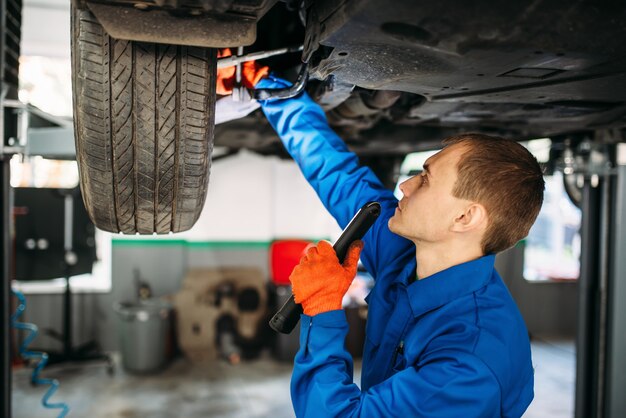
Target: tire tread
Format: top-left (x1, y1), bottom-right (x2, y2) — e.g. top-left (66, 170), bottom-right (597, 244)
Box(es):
top-left (71, 3), bottom-right (215, 234)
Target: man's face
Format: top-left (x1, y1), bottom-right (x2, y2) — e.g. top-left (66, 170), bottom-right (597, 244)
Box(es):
top-left (388, 143), bottom-right (470, 244)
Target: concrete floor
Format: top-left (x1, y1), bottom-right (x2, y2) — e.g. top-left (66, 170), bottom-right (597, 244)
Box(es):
top-left (12, 337), bottom-right (574, 418)
top-left (524, 336), bottom-right (576, 418)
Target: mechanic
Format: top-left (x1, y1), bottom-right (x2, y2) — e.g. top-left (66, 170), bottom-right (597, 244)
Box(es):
top-left (218, 66), bottom-right (543, 417)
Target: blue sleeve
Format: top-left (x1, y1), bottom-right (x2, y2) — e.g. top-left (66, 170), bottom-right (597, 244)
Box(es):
top-left (257, 76), bottom-right (413, 277)
top-left (291, 311), bottom-right (501, 418)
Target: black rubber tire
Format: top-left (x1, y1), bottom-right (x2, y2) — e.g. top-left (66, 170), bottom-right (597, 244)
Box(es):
top-left (71, 2), bottom-right (216, 234)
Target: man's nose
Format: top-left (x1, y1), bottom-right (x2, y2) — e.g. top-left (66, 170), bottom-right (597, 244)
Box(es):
top-left (399, 180), bottom-right (408, 196)
top-left (399, 177), bottom-right (415, 196)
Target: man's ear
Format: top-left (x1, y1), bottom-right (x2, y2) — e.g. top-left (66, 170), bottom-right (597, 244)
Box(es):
top-left (452, 203), bottom-right (488, 232)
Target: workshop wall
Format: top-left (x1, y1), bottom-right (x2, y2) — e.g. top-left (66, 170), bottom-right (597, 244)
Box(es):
top-left (94, 151), bottom-right (341, 351)
top-left (176, 150), bottom-right (339, 242)
top-left (21, 0), bottom-right (70, 58)
top-left (14, 151), bottom-right (341, 351)
top-left (16, 151), bottom-right (578, 352)
top-left (496, 244), bottom-right (578, 338)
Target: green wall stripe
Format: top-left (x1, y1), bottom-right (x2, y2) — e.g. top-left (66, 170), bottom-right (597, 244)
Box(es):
top-left (111, 239), bottom-right (269, 249)
top-left (111, 238), bottom-right (331, 249)
top-left (186, 241), bottom-right (270, 249)
top-left (112, 239), bottom-right (189, 247)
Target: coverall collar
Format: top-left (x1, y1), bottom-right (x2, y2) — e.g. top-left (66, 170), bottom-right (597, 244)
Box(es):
top-left (406, 254), bottom-right (496, 317)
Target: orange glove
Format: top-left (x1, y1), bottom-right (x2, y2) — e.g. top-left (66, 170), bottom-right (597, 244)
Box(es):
top-left (290, 240), bottom-right (364, 316)
top-left (217, 48), bottom-right (269, 95)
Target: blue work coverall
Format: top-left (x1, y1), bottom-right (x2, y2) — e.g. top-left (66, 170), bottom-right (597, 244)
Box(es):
top-left (257, 76), bottom-right (534, 418)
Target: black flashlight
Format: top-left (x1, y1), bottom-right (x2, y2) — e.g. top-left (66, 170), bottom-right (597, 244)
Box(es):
top-left (269, 201), bottom-right (382, 334)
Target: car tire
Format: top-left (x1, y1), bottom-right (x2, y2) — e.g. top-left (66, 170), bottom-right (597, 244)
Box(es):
top-left (71, 1), bottom-right (216, 234)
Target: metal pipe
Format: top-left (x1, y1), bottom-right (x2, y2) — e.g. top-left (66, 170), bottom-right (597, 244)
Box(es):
top-left (217, 45), bottom-right (304, 69)
top-left (234, 46), bottom-right (243, 102)
top-left (1, 99), bottom-right (26, 109)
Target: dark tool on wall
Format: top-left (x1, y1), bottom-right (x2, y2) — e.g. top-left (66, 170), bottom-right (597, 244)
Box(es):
top-left (269, 201), bottom-right (381, 334)
top-left (13, 187), bottom-right (112, 372)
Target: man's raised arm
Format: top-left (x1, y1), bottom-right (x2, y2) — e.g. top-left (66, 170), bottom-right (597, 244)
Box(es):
top-left (257, 76), bottom-right (413, 276)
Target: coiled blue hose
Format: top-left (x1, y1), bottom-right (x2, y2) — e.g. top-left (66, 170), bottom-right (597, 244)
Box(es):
top-left (11, 289), bottom-right (70, 418)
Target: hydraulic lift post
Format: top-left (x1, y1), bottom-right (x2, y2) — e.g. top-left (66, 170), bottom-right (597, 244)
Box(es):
top-left (0, 0), bottom-right (8, 413)
top-left (1, 153), bottom-right (11, 418)
top-left (575, 141), bottom-right (626, 418)
top-left (1, 99), bottom-right (20, 418)
top-left (1, 0), bottom-right (21, 410)
top-left (606, 148), bottom-right (626, 417)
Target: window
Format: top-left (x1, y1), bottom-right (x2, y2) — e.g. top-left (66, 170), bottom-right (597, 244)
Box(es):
top-left (19, 56), bottom-right (73, 117)
top-left (523, 170), bottom-right (581, 281)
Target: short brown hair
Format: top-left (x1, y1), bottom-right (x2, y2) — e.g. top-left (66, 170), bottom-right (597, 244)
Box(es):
top-left (443, 133), bottom-right (545, 254)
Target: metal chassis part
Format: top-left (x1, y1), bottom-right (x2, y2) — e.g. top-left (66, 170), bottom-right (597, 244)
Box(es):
top-left (86, 0), bottom-right (277, 48)
top-left (253, 2), bottom-right (318, 100)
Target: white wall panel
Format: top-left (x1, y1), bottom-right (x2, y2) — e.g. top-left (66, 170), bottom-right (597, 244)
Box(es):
top-left (272, 159), bottom-right (341, 241)
top-left (179, 150), bottom-right (341, 241)
top-left (21, 0), bottom-right (70, 58)
top-left (180, 150), bottom-right (275, 241)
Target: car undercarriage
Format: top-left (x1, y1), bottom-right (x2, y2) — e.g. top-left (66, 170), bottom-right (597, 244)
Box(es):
top-left (67, 0), bottom-right (626, 233)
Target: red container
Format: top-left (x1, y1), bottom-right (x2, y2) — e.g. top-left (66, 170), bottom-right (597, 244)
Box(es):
top-left (269, 240), bottom-right (313, 286)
